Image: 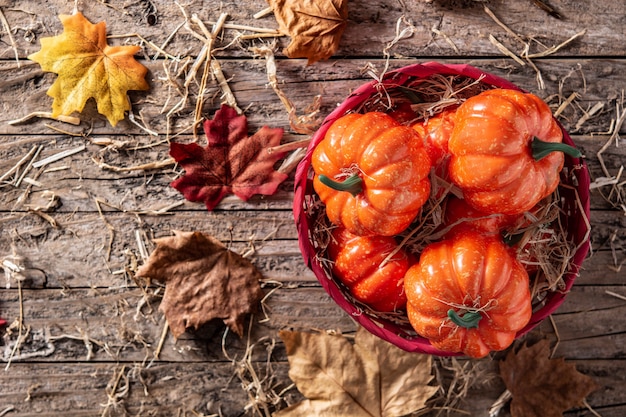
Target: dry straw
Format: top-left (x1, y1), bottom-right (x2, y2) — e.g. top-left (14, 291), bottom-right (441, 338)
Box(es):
top-left (293, 62), bottom-right (591, 355)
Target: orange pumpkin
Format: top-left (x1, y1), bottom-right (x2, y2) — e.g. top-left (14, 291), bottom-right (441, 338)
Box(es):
top-left (448, 89), bottom-right (581, 215)
top-left (404, 228), bottom-right (532, 358)
top-left (312, 112), bottom-right (431, 236)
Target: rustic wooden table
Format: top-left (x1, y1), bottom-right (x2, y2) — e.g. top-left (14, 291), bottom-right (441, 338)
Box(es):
top-left (1, 0), bottom-right (624, 416)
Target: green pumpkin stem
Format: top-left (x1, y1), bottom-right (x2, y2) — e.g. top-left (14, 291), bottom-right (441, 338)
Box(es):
top-left (531, 137), bottom-right (582, 161)
top-left (318, 174), bottom-right (363, 197)
top-left (447, 309), bottom-right (482, 329)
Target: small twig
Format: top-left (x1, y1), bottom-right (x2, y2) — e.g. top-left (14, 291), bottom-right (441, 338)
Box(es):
top-left (0, 405), bottom-right (15, 417)
top-left (575, 101), bottom-right (604, 131)
top-left (531, 0), bottom-right (563, 19)
top-left (7, 111), bottom-right (81, 126)
top-left (582, 398), bottom-right (603, 417)
top-left (127, 109), bottom-right (159, 136)
top-left (44, 124), bottom-right (86, 136)
top-left (597, 98), bottom-right (626, 178)
top-left (135, 229), bottom-right (150, 261)
top-left (152, 19), bottom-right (186, 60)
top-left (380, 16), bottom-right (416, 80)
top-left (589, 165), bottom-right (623, 190)
top-left (211, 59), bottom-right (241, 113)
top-left (49, 328), bottom-right (104, 361)
top-left (238, 32), bottom-right (282, 40)
top-left (525, 30), bottom-right (586, 58)
top-left (0, 8), bottom-right (20, 67)
top-left (549, 315), bottom-right (560, 358)
top-left (207, 20), bottom-right (278, 33)
top-left (28, 209), bottom-right (59, 228)
top-left (253, 6), bottom-right (274, 19)
top-left (251, 45), bottom-right (322, 134)
top-left (524, 56), bottom-right (545, 90)
top-left (605, 290), bottom-right (626, 302)
top-left (488, 389), bottom-right (512, 417)
top-left (100, 365), bottom-right (129, 417)
top-left (92, 156), bottom-right (175, 173)
top-left (182, 11), bottom-right (230, 137)
top-left (0, 145), bottom-right (38, 185)
top-left (14, 145), bottom-right (42, 188)
top-left (484, 6), bottom-right (525, 45)
top-left (554, 92), bottom-right (580, 117)
top-left (94, 198), bottom-right (116, 261)
top-left (4, 279), bottom-right (24, 370)
top-left (431, 24), bottom-right (459, 53)
top-left (488, 34), bottom-right (526, 66)
top-left (152, 319), bottom-right (169, 361)
top-left (32, 145), bottom-right (86, 168)
top-left (267, 138), bottom-right (311, 154)
top-left (108, 32), bottom-right (179, 61)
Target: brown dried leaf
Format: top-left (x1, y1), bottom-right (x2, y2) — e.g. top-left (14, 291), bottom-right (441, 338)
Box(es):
top-left (267, 0), bottom-right (348, 64)
top-left (135, 231), bottom-right (264, 338)
top-left (275, 327), bottom-right (438, 417)
top-left (499, 339), bottom-right (600, 417)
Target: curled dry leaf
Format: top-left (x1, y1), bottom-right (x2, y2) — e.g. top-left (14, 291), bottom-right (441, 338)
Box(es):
top-left (135, 231), bottom-right (264, 338)
top-left (170, 105), bottom-right (288, 211)
top-left (28, 12), bottom-right (149, 126)
top-left (499, 339), bottom-right (600, 417)
top-left (276, 327), bottom-right (438, 417)
top-left (267, 0), bottom-right (349, 64)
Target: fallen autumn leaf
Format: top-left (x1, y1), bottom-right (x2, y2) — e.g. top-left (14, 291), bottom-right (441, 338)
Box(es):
top-left (135, 230), bottom-right (264, 338)
top-left (170, 104), bottom-right (288, 211)
top-left (28, 12), bottom-right (149, 126)
top-left (267, 0), bottom-right (349, 64)
top-left (275, 327), bottom-right (438, 416)
top-left (499, 339), bottom-right (600, 417)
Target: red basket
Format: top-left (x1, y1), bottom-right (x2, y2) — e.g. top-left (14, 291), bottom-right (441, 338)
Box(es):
top-left (293, 62), bottom-right (591, 355)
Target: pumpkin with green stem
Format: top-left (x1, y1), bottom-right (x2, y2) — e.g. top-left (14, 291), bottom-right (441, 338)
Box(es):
top-left (404, 227), bottom-right (532, 358)
top-left (312, 112), bottom-right (432, 236)
top-left (448, 88), bottom-right (582, 215)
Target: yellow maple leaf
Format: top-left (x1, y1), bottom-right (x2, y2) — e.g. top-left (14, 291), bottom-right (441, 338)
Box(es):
top-left (28, 12), bottom-right (149, 126)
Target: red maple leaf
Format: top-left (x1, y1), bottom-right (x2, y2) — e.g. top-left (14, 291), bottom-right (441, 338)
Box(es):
top-left (170, 105), bottom-right (287, 210)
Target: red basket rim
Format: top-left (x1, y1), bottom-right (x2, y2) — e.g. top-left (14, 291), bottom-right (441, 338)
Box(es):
top-left (293, 61), bottom-right (591, 355)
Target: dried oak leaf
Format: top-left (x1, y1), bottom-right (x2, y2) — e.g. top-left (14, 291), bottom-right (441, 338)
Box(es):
top-left (135, 230), bottom-right (264, 338)
top-left (275, 327), bottom-right (439, 417)
top-left (267, 0), bottom-right (348, 64)
top-left (499, 339), bottom-right (600, 417)
top-left (170, 105), bottom-right (287, 211)
top-left (28, 12), bottom-right (149, 126)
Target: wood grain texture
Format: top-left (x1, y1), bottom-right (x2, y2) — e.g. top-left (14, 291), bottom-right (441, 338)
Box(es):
top-left (1, 59), bottom-right (624, 136)
top-left (1, 0), bottom-right (625, 416)
top-left (1, 0), bottom-right (624, 59)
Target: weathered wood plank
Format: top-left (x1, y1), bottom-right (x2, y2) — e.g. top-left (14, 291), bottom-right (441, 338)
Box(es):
top-left (0, 211), bottom-right (623, 290)
top-left (1, 58), bottom-right (624, 136)
top-left (0, 361), bottom-right (292, 416)
top-left (0, 357), bottom-right (623, 417)
top-left (1, 285), bottom-right (624, 363)
top-left (0, 287), bottom-right (356, 363)
top-left (0, 131), bottom-right (624, 213)
top-left (0, 0), bottom-right (623, 60)
top-left (550, 285), bottom-right (626, 314)
top-left (540, 303), bottom-right (626, 343)
top-left (575, 250), bottom-right (626, 286)
top-left (0, 210), bottom-right (310, 289)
